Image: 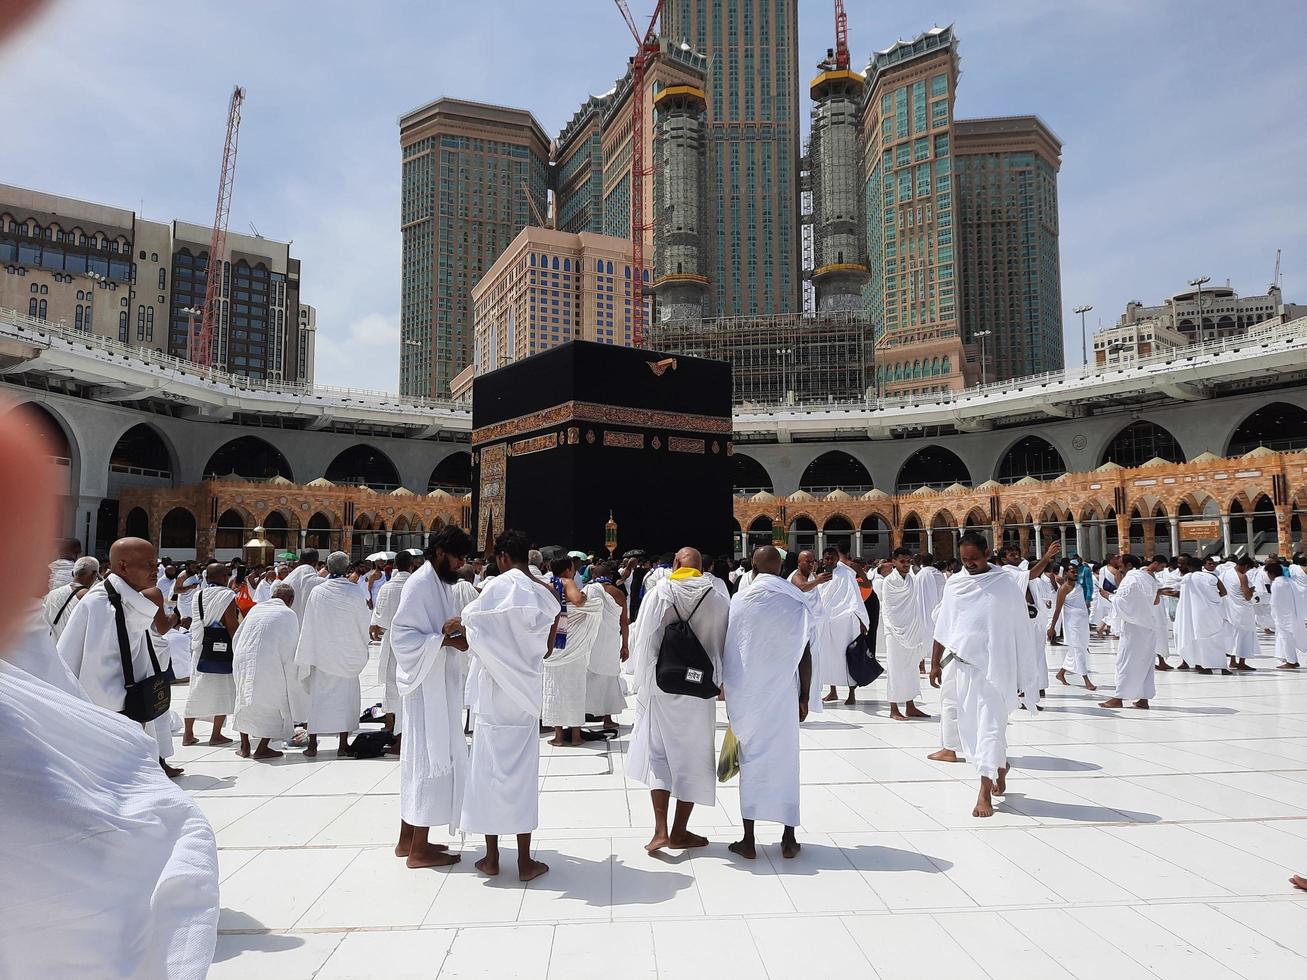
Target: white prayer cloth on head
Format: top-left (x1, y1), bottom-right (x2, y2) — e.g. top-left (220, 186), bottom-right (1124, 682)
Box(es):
top-left (391, 562), bottom-right (469, 832)
top-left (1217, 564), bottom-right (1258, 659)
top-left (933, 567), bottom-right (1025, 780)
top-left (1112, 568), bottom-right (1159, 700)
top-left (1176, 571), bottom-right (1228, 669)
top-left (879, 568), bottom-right (925, 703)
top-left (12, 609), bottom-right (87, 699)
top-left (459, 568), bottom-right (558, 835)
top-left (232, 598), bottom-right (306, 740)
top-left (724, 573), bottom-right (814, 827)
top-left (372, 569), bottom-right (412, 732)
top-left (186, 587), bottom-right (237, 719)
top-left (1058, 585), bottom-right (1091, 676)
top-left (283, 564), bottom-right (325, 617)
top-left (42, 582), bottom-right (86, 643)
top-left (57, 575), bottom-right (164, 728)
top-left (813, 562), bottom-right (869, 694)
top-left (542, 582), bottom-right (606, 727)
top-left (627, 573), bottom-right (730, 806)
top-left (1270, 576), bottom-right (1305, 665)
top-left (0, 661), bottom-right (219, 978)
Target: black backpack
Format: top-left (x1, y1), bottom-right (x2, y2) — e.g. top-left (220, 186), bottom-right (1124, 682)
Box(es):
top-left (349, 731), bottom-right (395, 759)
top-left (655, 589), bottom-right (719, 699)
top-left (195, 589), bottom-right (234, 674)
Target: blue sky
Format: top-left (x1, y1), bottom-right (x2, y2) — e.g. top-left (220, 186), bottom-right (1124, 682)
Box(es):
top-left (2, 0), bottom-right (1304, 390)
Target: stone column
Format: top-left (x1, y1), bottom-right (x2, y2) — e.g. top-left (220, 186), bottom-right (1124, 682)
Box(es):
top-left (1074, 521), bottom-right (1084, 557)
top-left (991, 522), bottom-right (1003, 551)
top-left (1018, 525), bottom-right (1030, 555)
top-left (299, 529), bottom-right (307, 549)
top-left (1117, 513), bottom-right (1131, 555)
top-left (1142, 522), bottom-right (1155, 558)
top-left (1276, 508), bottom-right (1293, 557)
top-left (1033, 522), bottom-right (1043, 555)
top-left (1169, 517), bottom-right (1180, 555)
top-left (1244, 515), bottom-right (1255, 554)
top-left (1059, 524), bottom-right (1068, 556)
top-left (815, 531), bottom-right (825, 554)
top-left (1220, 515), bottom-right (1233, 555)
top-left (853, 533), bottom-right (862, 559)
top-left (385, 530), bottom-right (392, 551)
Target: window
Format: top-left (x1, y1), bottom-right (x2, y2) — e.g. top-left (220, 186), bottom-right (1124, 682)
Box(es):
top-left (118, 311), bottom-right (128, 342)
top-left (29, 283), bottom-right (37, 294)
top-left (146, 307), bottom-right (154, 340)
top-left (150, 252), bottom-right (158, 262)
top-left (28, 298), bottom-right (37, 317)
top-left (158, 268), bottom-right (166, 290)
top-left (37, 299), bottom-right (46, 320)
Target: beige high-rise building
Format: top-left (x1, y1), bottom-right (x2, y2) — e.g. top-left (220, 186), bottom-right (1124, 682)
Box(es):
top-left (399, 98), bottom-right (551, 399)
top-left (0, 183), bottom-right (313, 382)
top-left (471, 227), bottom-right (635, 376)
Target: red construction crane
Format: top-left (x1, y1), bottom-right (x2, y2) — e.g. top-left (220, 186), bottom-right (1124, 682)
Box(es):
top-left (834, 0), bottom-right (850, 70)
top-left (612, 0), bottom-right (662, 347)
top-left (194, 85), bottom-right (245, 368)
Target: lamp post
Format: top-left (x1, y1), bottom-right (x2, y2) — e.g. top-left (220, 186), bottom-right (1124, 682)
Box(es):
top-left (774, 346), bottom-right (793, 405)
top-left (974, 330), bottom-right (992, 385)
top-left (1188, 275), bottom-right (1211, 341)
top-left (181, 305), bottom-right (202, 362)
top-left (1073, 304), bottom-right (1093, 367)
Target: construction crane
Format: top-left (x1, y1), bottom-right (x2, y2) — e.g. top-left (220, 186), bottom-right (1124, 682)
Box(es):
top-left (612, 0), bottom-right (663, 347)
top-left (520, 178), bottom-right (551, 229)
top-left (834, 0), bottom-right (850, 69)
top-left (194, 85), bottom-right (245, 368)
top-left (1272, 248), bottom-right (1282, 291)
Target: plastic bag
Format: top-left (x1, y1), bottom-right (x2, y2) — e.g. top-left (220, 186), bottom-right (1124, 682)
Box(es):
top-left (717, 726), bottom-right (741, 782)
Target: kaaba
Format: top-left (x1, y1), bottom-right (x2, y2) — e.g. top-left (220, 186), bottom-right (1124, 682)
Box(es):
top-left (471, 341), bottom-right (734, 558)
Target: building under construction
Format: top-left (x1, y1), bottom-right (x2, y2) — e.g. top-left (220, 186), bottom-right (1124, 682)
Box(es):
top-left (645, 311), bottom-right (871, 407)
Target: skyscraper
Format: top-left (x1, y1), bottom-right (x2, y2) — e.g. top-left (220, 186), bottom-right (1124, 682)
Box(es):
top-left (954, 116), bottom-right (1064, 380)
top-left (398, 98), bottom-right (550, 399)
top-left (662, 0), bottom-right (801, 316)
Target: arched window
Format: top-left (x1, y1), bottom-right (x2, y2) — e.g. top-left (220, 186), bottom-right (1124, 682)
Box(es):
top-left (551, 256), bottom-right (559, 270)
top-left (607, 261), bottom-right (614, 275)
top-left (145, 307), bottom-right (153, 339)
top-left (624, 265), bottom-right (630, 278)
top-left (643, 269), bottom-right (649, 281)
top-left (118, 311), bottom-right (128, 342)
top-left (942, 356), bottom-right (950, 373)
top-left (562, 258), bottom-right (571, 272)
top-left (530, 254), bottom-right (536, 266)
top-left (596, 259), bottom-right (603, 272)
top-left (37, 299), bottom-right (46, 320)
top-left (539, 253), bottom-right (547, 267)
top-left (931, 356), bottom-right (940, 375)
top-left (28, 298), bottom-right (37, 317)
top-left (74, 306), bottom-right (83, 330)
top-left (894, 363), bottom-right (903, 380)
top-left (158, 268), bottom-right (166, 290)
top-left (913, 359), bottom-right (922, 378)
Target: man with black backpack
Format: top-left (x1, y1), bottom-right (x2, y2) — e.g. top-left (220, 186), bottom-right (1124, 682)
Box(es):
top-left (182, 562), bottom-right (241, 747)
top-left (627, 546), bottom-right (730, 854)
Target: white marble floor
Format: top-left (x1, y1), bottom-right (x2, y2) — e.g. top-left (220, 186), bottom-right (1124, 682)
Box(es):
top-left (172, 633), bottom-right (1307, 979)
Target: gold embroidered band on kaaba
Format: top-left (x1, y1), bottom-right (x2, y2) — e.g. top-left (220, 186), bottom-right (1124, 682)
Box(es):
top-left (472, 400), bottom-right (732, 447)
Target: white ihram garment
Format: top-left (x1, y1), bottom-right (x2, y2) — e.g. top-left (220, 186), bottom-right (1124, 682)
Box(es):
top-left (42, 582), bottom-right (86, 644)
top-left (1112, 569), bottom-right (1159, 701)
top-left (167, 626), bottom-right (192, 681)
top-left (724, 574), bottom-right (814, 827)
top-left (1176, 571), bottom-right (1228, 669)
top-left (1059, 586), bottom-right (1091, 676)
top-left (933, 568), bottom-right (1025, 780)
top-left (878, 569), bottom-right (924, 703)
top-left (13, 609), bottom-right (87, 698)
top-left (295, 577), bottom-right (371, 735)
top-left (542, 583), bottom-right (607, 727)
top-left (460, 568), bottom-right (558, 835)
top-left (1270, 576), bottom-right (1305, 665)
top-left (585, 585), bottom-right (626, 716)
top-left (1218, 565), bottom-right (1258, 660)
top-left (1250, 565), bottom-right (1274, 630)
top-left (627, 574), bottom-right (729, 807)
top-left (253, 579), bottom-right (273, 603)
top-left (1001, 565), bottom-right (1047, 706)
top-left (185, 587), bottom-right (236, 719)
top-left (372, 569), bottom-right (411, 734)
top-left (284, 564), bottom-right (325, 615)
top-left (1090, 566), bottom-right (1116, 627)
top-left (391, 563), bottom-right (468, 832)
top-left (231, 599), bottom-right (306, 740)
top-left (813, 562), bottom-right (869, 694)
top-left (915, 565), bottom-right (947, 623)
top-left (0, 661), bottom-right (219, 979)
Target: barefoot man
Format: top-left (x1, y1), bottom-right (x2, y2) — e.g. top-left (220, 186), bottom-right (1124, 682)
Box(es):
top-left (628, 546), bottom-right (730, 853)
top-left (231, 582), bottom-right (305, 760)
top-left (724, 545), bottom-right (814, 860)
top-left (878, 547), bottom-right (930, 721)
top-left (815, 543), bottom-right (869, 706)
top-left (1267, 561), bottom-right (1304, 669)
top-left (371, 550), bottom-right (416, 753)
top-left (1049, 562), bottom-right (1096, 690)
top-left (1099, 554), bottom-right (1159, 709)
top-left (1175, 556), bottom-right (1229, 676)
top-left (459, 530), bottom-right (559, 881)
top-left (390, 526), bottom-right (475, 869)
top-left (294, 551), bottom-right (371, 757)
top-left (183, 563), bottom-right (241, 747)
top-left (928, 532), bottom-right (1025, 818)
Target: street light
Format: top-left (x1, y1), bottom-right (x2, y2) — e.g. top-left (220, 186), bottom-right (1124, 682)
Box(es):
top-left (974, 330), bottom-right (992, 385)
top-left (1073, 304), bottom-right (1093, 367)
top-left (180, 306), bottom-right (201, 362)
top-left (774, 346), bottom-right (793, 405)
top-left (1188, 275), bottom-right (1211, 341)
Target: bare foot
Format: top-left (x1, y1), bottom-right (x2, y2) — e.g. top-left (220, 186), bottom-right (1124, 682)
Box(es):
top-left (728, 840), bottom-right (757, 860)
top-left (904, 702), bottom-right (930, 719)
top-left (994, 767), bottom-right (1008, 796)
top-left (844, 692), bottom-right (857, 705)
top-left (408, 848), bottom-right (460, 869)
top-left (821, 691), bottom-right (838, 703)
top-left (645, 832), bottom-right (670, 854)
top-left (1098, 698), bottom-right (1124, 708)
top-left (1177, 662), bottom-right (1191, 670)
top-left (303, 745), bottom-right (317, 758)
top-left (1084, 678), bottom-right (1097, 691)
top-left (1056, 668), bottom-right (1069, 686)
top-left (781, 838), bottom-right (801, 859)
top-left (1237, 663), bottom-right (1256, 672)
top-left (1156, 660), bottom-right (1173, 671)
top-left (1133, 699), bottom-right (1150, 710)
top-left (1277, 663), bottom-right (1299, 670)
top-left (235, 745), bottom-right (251, 758)
top-left (181, 736), bottom-right (199, 747)
top-left (474, 855), bottom-right (500, 876)
top-left (518, 858), bottom-right (549, 882)
top-left (1195, 666), bottom-right (1212, 675)
top-left (889, 706), bottom-right (906, 721)
top-left (336, 748), bottom-right (352, 758)
top-left (395, 840), bottom-right (411, 858)
top-left (928, 748), bottom-right (960, 763)
top-left (159, 759), bottom-right (184, 778)
top-left (207, 735), bottom-right (234, 746)
top-left (668, 831), bottom-right (709, 849)
top-left (973, 793), bottom-right (994, 818)
top-left (1291, 874), bottom-right (1307, 891)
top-left (252, 746), bottom-right (283, 760)
top-left (1221, 669), bottom-right (1234, 675)
top-left (547, 737), bottom-right (565, 746)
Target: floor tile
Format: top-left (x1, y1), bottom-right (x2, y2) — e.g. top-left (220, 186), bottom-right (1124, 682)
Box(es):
top-left (546, 922), bottom-right (656, 980)
top-left (1067, 905), bottom-right (1240, 979)
top-left (831, 831), bottom-right (979, 910)
top-left (218, 847), bottom-right (360, 929)
top-left (651, 918), bottom-right (767, 979)
top-left (436, 924), bottom-right (554, 979)
top-left (747, 915), bottom-right (876, 976)
top-left (295, 845), bottom-right (448, 929)
top-left (842, 912), bottom-right (987, 979)
top-left (935, 910), bottom-right (1076, 977)
top-left (1136, 902), bottom-right (1307, 976)
top-left (315, 929), bottom-right (454, 979)
top-left (1002, 908), bottom-right (1157, 979)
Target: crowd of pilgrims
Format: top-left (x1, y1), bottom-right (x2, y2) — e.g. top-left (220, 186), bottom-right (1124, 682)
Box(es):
top-left (6, 528), bottom-right (1307, 977)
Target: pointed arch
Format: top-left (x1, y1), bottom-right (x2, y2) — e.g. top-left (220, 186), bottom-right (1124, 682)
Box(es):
top-left (428, 451), bottom-right (472, 494)
top-left (896, 446), bottom-right (970, 493)
top-left (1100, 419), bottom-right (1184, 467)
top-left (203, 436), bottom-right (293, 481)
top-left (1226, 401), bottom-right (1307, 456)
top-left (799, 451), bottom-right (872, 493)
top-left (326, 444), bottom-right (400, 489)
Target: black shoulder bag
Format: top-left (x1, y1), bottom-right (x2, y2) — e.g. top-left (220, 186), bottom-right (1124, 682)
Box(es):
top-left (196, 589), bottom-right (235, 674)
top-left (104, 579), bottom-right (172, 724)
top-left (655, 588), bottom-right (719, 698)
top-left (49, 586), bottom-right (85, 631)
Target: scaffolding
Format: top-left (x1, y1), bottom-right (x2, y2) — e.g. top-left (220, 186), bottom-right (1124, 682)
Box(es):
top-left (645, 311), bottom-right (872, 407)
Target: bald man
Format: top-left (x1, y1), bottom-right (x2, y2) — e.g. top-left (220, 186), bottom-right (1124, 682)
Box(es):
top-left (183, 563), bottom-right (241, 747)
top-left (789, 550), bottom-right (831, 593)
top-left (628, 546), bottom-right (730, 852)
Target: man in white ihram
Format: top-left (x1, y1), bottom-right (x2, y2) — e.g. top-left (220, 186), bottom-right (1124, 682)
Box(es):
top-left (1267, 561), bottom-right (1304, 668)
top-left (1098, 554), bottom-right (1159, 710)
top-left (231, 581), bottom-right (306, 760)
top-left (284, 548), bottom-right (324, 612)
top-left (41, 555), bottom-right (98, 643)
top-left (723, 545), bottom-right (814, 860)
top-left (459, 529), bottom-right (559, 880)
top-left (295, 551), bottom-right (371, 757)
top-left (390, 526), bottom-right (475, 870)
top-left (1219, 556), bottom-right (1260, 671)
top-left (814, 543), bottom-right (869, 707)
top-left (371, 549), bottom-right (417, 754)
top-left (628, 545), bottom-right (730, 853)
top-left (928, 531), bottom-right (1026, 818)
top-left (1175, 556), bottom-right (1229, 675)
top-left (877, 547), bottom-right (930, 720)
